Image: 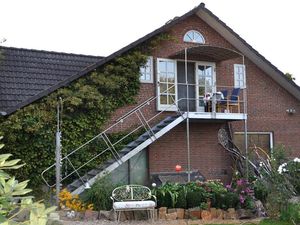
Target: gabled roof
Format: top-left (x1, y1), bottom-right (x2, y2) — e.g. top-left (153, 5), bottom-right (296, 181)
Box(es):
top-left (0, 46), bottom-right (102, 115)
top-left (44, 3), bottom-right (299, 102)
top-left (1, 3), bottom-right (299, 116)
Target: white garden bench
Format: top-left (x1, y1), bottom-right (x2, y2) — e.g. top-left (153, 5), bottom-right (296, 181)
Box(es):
top-left (110, 184), bottom-right (157, 222)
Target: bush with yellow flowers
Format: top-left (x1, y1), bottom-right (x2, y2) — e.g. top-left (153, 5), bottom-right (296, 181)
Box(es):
top-left (59, 189), bottom-right (93, 212)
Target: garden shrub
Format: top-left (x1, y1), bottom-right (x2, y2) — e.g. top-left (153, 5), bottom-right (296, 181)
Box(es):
top-left (254, 145), bottom-right (300, 219)
top-left (153, 182), bottom-right (182, 208)
top-left (175, 187), bottom-right (187, 209)
top-left (185, 182), bottom-right (210, 209)
top-left (280, 203), bottom-right (300, 225)
top-left (254, 179), bottom-right (269, 203)
top-left (81, 176), bottom-right (119, 211)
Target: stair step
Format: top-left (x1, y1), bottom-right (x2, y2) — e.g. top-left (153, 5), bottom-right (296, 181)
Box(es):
top-left (106, 159), bottom-right (116, 164)
top-left (68, 179), bottom-right (82, 189)
top-left (126, 141), bottom-right (139, 148)
top-left (119, 147), bottom-right (132, 154)
top-left (82, 174), bottom-right (94, 181)
top-left (87, 169), bottom-right (101, 176)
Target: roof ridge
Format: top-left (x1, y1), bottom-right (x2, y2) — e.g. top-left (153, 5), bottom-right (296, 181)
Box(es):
top-left (0, 46), bottom-right (103, 59)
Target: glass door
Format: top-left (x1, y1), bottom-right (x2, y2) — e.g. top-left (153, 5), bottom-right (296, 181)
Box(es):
top-left (157, 58), bottom-right (177, 111)
top-left (196, 62), bottom-right (216, 112)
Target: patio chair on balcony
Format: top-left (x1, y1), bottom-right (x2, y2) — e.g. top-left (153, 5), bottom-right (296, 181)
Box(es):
top-left (227, 88), bottom-right (241, 113)
top-left (217, 89), bottom-right (228, 112)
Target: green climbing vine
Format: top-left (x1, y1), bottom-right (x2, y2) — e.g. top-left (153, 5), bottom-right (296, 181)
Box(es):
top-left (0, 32), bottom-right (174, 192)
top-left (0, 50), bottom-right (147, 189)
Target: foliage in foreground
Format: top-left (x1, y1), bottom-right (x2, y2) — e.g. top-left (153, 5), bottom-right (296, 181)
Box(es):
top-left (0, 142), bottom-right (56, 224)
top-left (252, 145), bottom-right (300, 219)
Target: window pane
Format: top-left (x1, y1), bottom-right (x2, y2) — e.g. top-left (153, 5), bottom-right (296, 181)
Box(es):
top-left (160, 72), bottom-right (167, 82)
top-left (167, 62), bottom-right (175, 73)
top-left (205, 66), bottom-right (212, 76)
top-left (168, 95), bottom-right (175, 105)
top-left (160, 83), bottom-right (167, 93)
top-left (159, 61), bottom-right (167, 72)
top-left (167, 72), bottom-right (175, 83)
top-left (184, 30), bottom-right (205, 44)
top-left (169, 85), bottom-right (175, 94)
top-left (145, 73), bottom-right (151, 81)
top-left (198, 65), bottom-right (205, 76)
top-left (160, 95), bottom-right (167, 104)
top-left (233, 133), bottom-right (271, 160)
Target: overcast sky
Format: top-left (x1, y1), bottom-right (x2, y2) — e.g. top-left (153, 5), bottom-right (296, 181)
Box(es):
top-left (1, 0), bottom-right (300, 85)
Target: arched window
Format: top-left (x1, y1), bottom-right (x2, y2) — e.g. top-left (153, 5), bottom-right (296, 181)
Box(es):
top-left (183, 30), bottom-right (205, 44)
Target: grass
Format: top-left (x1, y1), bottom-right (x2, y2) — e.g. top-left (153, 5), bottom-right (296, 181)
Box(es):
top-left (205, 219), bottom-right (294, 225)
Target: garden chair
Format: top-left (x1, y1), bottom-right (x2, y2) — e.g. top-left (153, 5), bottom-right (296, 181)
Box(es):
top-left (227, 88), bottom-right (241, 113)
top-left (217, 89), bottom-right (228, 112)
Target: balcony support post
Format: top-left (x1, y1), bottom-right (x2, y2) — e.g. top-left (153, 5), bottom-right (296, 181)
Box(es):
top-left (185, 48), bottom-right (191, 182)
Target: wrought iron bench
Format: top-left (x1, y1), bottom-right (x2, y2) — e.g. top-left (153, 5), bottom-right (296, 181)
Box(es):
top-left (110, 184), bottom-right (157, 222)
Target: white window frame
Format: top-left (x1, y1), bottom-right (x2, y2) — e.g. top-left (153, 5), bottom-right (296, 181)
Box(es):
top-left (140, 56), bottom-right (153, 83)
top-left (156, 58), bottom-right (177, 111)
top-left (195, 61), bottom-right (216, 112)
top-left (234, 64), bottom-right (246, 89)
top-left (234, 131), bottom-right (274, 152)
top-left (183, 30), bottom-right (205, 44)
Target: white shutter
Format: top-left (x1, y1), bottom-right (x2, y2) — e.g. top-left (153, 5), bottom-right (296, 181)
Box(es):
top-left (234, 64), bottom-right (246, 89)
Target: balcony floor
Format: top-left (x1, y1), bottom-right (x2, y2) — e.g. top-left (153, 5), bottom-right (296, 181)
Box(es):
top-left (186, 112), bottom-right (247, 121)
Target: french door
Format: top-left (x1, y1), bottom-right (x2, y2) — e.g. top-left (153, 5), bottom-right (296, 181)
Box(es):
top-left (157, 58), bottom-right (177, 111)
top-left (196, 62), bottom-right (216, 112)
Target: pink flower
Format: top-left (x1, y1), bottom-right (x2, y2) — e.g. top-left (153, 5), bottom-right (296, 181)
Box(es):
top-left (237, 179), bottom-right (243, 186)
top-left (239, 195), bottom-right (245, 204)
top-left (226, 184), bottom-right (231, 189)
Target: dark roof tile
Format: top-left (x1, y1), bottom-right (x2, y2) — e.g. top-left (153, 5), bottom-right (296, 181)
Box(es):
top-left (0, 46), bottom-right (102, 115)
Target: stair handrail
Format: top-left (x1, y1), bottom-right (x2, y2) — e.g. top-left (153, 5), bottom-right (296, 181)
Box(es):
top-left (41, 84), bottom-right (183, 187)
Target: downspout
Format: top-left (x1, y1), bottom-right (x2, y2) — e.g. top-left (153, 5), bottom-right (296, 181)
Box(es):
top-left (185, 48), bottom-right (191, 182)
top-left (242, 56), bottom-right (249, 180)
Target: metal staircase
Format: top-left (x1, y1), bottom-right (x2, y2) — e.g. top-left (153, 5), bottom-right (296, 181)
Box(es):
top-left (41, 86), bottom-right (186, 194)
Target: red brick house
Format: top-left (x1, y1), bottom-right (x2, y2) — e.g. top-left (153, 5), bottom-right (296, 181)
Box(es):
top-left (1, 3), bottom-right (299, 194)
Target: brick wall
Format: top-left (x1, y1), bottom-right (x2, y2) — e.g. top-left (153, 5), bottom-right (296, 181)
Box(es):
top-left (103, 14), bottom-right (300, 179)
top-left (148, 122), bottom-right (233, 184)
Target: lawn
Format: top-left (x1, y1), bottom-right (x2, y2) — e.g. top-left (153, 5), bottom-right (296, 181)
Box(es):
top-left (206, 219), bottom-right (294, 225)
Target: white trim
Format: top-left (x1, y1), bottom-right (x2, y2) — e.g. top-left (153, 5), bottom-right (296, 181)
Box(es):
top-left (189, 112), bottom-right (246, 120)
top-left (234, 64), bottom-right (246, 89)
top-left (140, 56), bottom-right (153, 83)
top-left (183, 30), bottom-right (205, 44)
top-left (156, 58), bottom-right (178, 111)
top-left (234, 131), bottom-right (273, 151)
top-left (195, 62), bottom-right (216, 112)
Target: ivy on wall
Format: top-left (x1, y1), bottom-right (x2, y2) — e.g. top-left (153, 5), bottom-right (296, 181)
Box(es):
top-left (0, 50), bottom-right (148, 188)
top-left (0, 32), bottom-right (175, 192)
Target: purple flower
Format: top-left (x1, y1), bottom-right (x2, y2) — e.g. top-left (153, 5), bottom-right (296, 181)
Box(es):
top-left (239, 195), bottom-right (245, 204)
top-left (245, 188), bottom-right (251, 193)
top-left (237, 179), bottom-right (243, 186)
top-left (226, 184), bottom-right (232, 190)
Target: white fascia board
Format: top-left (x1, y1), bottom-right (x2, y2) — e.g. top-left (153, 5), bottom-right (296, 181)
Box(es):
top-left (197, 10), bottom-right (300, 101)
